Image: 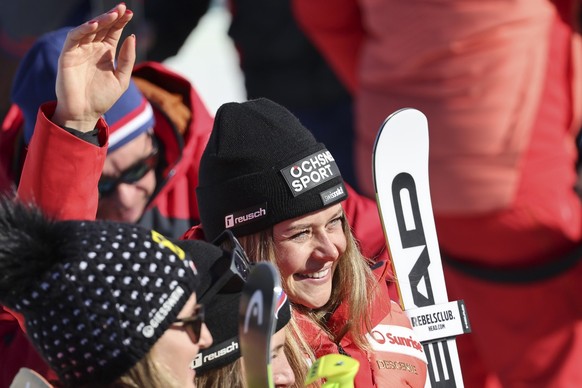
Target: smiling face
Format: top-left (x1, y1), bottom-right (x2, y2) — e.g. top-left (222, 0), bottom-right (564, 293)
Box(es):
top-left (272, 204), bottom-right (347, 309)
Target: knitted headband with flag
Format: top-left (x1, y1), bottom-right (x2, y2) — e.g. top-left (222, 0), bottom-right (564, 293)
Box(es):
top-left (196, 98), bottom-right (348, 242)
top-left (11, 26), bottom-right (155, 152)
top-left (192, 289), bottom-right (291, 374)
top-left (0, 198), bottom-right (224, 387)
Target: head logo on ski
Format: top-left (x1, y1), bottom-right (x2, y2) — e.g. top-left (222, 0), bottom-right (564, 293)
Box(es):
top-left (373, 108), bottom-right (471, 387)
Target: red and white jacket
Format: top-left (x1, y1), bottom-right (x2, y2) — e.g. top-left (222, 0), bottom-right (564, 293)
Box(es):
top-left (2, 62), bottom-right (214, 238)
top-left (1, 59), bottom-right (410, 385)
top-left (295, 259), bottom-right (427, 387)
top-left (0, 61), bottom-right (214, 387)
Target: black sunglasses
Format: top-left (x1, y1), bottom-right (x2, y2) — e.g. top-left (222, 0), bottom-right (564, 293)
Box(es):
top-left (98, 136), bottom-right (159, 197)
top-left (197, 230), bottom-right (252, 305)
top-left (174, 304), bottom-right (205, 344)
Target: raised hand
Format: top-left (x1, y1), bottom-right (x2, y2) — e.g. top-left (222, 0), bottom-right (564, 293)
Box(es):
top-left (52, 3), bottom-right (135, 132)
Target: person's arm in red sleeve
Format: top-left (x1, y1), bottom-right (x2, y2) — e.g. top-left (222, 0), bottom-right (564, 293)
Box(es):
top-left (17, 102), bottom-right (108, 220)
top-left (17, 9), bottom-right (136, 221)
top-left (292, 0), bottom-right (363, 93)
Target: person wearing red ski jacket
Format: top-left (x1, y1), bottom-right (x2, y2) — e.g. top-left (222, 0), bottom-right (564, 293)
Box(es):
top-left (293, 0), bottom-right (582, 386)
top-left (0, 26), bottom-right (213, 388)
top-left (10, 107), bottom-right (396, 386)
top-left (294, 271), bottom-right (424, 387)
top-left (3, 11), bottom-right (396, 388)
top-left (188, 98), bottom-right (427, 387)
top-left (2, 60), bottom-right (214, 237)
top-left (183, 224), bottom-right (422, 387)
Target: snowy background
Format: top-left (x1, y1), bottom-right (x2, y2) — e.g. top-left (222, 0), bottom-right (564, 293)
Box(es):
top-left (162, 3), bottom-right (246, 115)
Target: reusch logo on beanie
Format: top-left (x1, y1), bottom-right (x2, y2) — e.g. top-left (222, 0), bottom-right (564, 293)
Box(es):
top-left (224, 203), bottom-right (267, 230)
top-left (197, 98), bottom-right (348, 241)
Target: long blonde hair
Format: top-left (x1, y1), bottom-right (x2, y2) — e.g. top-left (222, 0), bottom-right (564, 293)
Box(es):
top-left (238, 211), bottom-right (380, 352)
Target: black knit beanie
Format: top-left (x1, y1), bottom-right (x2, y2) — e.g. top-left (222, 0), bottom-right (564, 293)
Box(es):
top-left (0, 200), bottom-right (224, 387)
top-left (197, 98), bottom-right (348, 241)
top-left (191, 290), bottom-right (291, 374)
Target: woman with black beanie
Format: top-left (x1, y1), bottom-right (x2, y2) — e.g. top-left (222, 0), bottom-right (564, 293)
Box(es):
top-left (191, 97), bottom-right (428, 387)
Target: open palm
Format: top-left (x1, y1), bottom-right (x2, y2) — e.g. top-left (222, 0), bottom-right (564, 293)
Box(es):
top-left (53, 4), bottom-right (136, 131)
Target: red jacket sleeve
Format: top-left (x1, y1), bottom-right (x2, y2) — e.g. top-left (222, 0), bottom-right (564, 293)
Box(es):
top-left (17, 102), bottom-right (108, 220)
top-left (292, 0), bottom-right (363, 93)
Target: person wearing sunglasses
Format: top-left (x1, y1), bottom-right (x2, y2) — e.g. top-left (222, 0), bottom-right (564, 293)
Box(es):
top-left (5, 4), bottom-right (393, 386)
top-left (97, 133), bottom-right (159, 198)
top-left (0, 12), bottom-right (214, 239)
top-left (0, 5), bottom-right (214, 386)
top-left (0, 196), bottom-right (219, 388)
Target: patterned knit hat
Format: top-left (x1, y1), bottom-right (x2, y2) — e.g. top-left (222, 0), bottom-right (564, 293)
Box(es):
top-left (11, 26), bottom-right (154, 152)
top-left (192, 289), bottom-right (291, 374)
top-left (196, 98), bottom-right (348, 241)
top-left (0, 199), bottom-right (223, 386)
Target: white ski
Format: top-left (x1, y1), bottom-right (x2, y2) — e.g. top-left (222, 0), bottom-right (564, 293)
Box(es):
top-left (372, 108), bottom-right (470, 387)
top-left (238, 262), bottom-right (282, 388)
